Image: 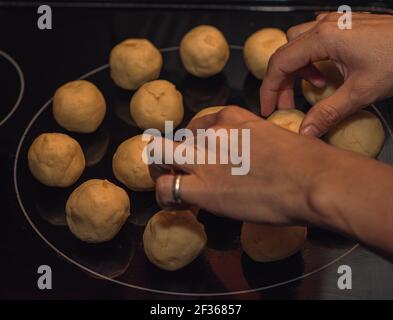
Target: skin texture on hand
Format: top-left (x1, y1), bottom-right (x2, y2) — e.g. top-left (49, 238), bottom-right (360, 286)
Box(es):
top-left (260, 13), bottom-right (393, 137)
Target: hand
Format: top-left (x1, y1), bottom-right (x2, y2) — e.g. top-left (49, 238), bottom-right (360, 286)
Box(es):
top-left (260, 12), bottom-right (393, 137)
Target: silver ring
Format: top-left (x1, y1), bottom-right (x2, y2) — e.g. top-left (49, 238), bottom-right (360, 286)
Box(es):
top-left (172, 174), bottom-right (182, 204)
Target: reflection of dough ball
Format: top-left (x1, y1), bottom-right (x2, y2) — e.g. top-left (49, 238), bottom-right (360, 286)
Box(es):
top-left (53, 80), bottom-right (106, 133)
top-left (130, 80), bottom-right (184, 132)
top-left (66, 179), bottom-right (130, 243)
top-left (110, 39), bottom-right (163, 90)
top-left (267, 109), bottom-right (305, 133)
top-left (327, 110), bottom-right (385, 158)
top-left (243, 28), bottom-right (287, 80)
top-left (143, 210), bottom-right (207, 271)
top-left (112, 135), bottom-right (155, 191)
top-left (302, 60), bottom-right (343, 105)
top-left (192, 106), bottom-right (226, 120)
top-left (180, 25), bottom-right (230, 78)
top-left (28, 133), bottom-right (85, 187)
top-left (241, 223), bottom-right (307, 262)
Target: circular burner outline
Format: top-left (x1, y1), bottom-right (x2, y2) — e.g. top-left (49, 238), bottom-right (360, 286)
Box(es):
top-left (13, 46), bottom-right (368, 296)
top-left (0, 50), bottom-right (25, 127)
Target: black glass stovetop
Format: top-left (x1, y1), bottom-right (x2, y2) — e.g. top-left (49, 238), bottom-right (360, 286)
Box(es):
top-left (1, 3), bottom-right (393, 299)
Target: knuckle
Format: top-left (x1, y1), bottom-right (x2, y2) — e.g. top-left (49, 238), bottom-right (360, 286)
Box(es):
top-left (316, 103), bottom-right (341, 125)
top-left (286, 26), bottom-right (298, 40)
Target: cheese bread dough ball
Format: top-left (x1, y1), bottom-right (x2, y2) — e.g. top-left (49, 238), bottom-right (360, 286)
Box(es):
top-left (243, 28), bottom-right (287, 80)
top-left (28, 133), bottom-right (85, 187)
top-left (143, 210), bottom-right (207, 271)
top-left (302, 60), bottom-right (343, 105)
top-left (180, 25), bottom-right (230, 78)
top-left (192, 106), bottom-right (226, 120)
top-left (53, 80), bottom-right (106, 133)
top-left (130, 80), bottom-right (184, 132)
top-left (66, 179), bottom-right (130, 243)
top-left (267, 109), bottom-right (306, 133)
top-left (109, 38), bottom-right (163, 90)
top-left (112, 134), bottom-right (155, 191)
top-left (327, 110), bottom-right (385, 158)
top-left (241, 223), bottom-right (307, 262)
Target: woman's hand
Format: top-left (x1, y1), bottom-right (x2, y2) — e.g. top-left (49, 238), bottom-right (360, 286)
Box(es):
top-left (261, 12), bottom-right (393, 137)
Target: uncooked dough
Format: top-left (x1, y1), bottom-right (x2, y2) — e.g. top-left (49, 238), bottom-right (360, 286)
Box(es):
top-left (192, 106), bottom-right (226, 120)
top-left (53, 80), bottom-right (106, 133)
top-left (180, 25), bottom-right (230, 78)
top-left (302, 60), bottom-right (343, 105)
top-left (267, 109), bottom-right (305, 133)
top-left (112, 134), bottom-right (155, 191)
top-left (66, 179), bottom-right (130, 243)
top-left (143, 210), bottom-right (207, 271)
top-left (109, 38), bottom-right (163, 90)
top-left (327, 110), bottom-right (385, 158)
top-left (243, 28), bottom-right (287, 80)
top-left (241, 223), bottom-right (307, 262)
top-left (28, 133), bottom-right (85, 187)
top-left (130, 80), bottom-right (184, 132)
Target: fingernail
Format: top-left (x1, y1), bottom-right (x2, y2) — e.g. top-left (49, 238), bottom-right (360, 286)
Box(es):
top-left (301, 124), bottom-right (320, 137)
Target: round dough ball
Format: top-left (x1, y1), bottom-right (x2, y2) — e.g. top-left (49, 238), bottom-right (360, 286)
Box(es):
top-left (112, 134), bottom-right (155, 191)
top-left (180, 25), bottom-right (230, 78)
top-left (243, 28), bottom-right (287, 80)
top-left (53, 80), bottom-right (106, 133)
top-left (267, 109), bottom-right (306, 133)
top-left (143, 210), bottom-right (207, 271)
top-left (130, 80), bottom-right (184, 132)
top-left (66, 179), bottom-right (130, 243)
top-left (192, 106), bottom-right (226, 120)
top-left (302, 60), bottom-right (343, 105)
top-left (28, 133), bottom-right (85, 187)
top-left (241, 222), bottom-right (307, 262)
top-left (109, 38), bottom-right (163, 90)
top-left (327, 110), bottom-right (385, 158)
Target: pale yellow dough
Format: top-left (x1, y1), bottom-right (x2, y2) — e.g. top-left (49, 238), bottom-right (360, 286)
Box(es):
top-left (267, 109), bottom-right (306, 133)
top-left (112, 134), bottom-right (155, 191)
top-left (143, 210), bottom-right (207, 271)
top-left (130, 80), bottom-right (184, 132)
top-left (28, 133), bottom-right (85, 187)
top-left (53, 80), bottom-right (106, 133)
top-left (327, 110), bottom-right (385, 158)
top-left (109, 38), bottom-right (163, 90)
top-left (243, 28), bottom-right (287, 80)
top-left (192, 106), bottom-right (226, 120)
top-left (302, 60), bottom-right (343, 105)
top-left (66, 179), bottom-right (130, 243)
top-left (180, 25), bottom-right (230, 77)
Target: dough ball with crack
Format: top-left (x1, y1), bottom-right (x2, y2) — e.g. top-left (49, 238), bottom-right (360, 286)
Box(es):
top-left (192, 106), bottom-right (226, 120)
top-left (143, 210), bottom-right (207, 271)
top-left (267, 109), bottom-right (305, 133)
top-left (112, 134), bottom-right (155, 191)
top-left (302, 60), bottom-right (343, 105)
top-left (28, 133), bottom-right (85, 187)
top-left (243, 28), bottom-right (287, 80)
top-left (130, 80), bottom-right (184, 132)
top-left (241, 223), bottom-right (307, 262)
top-left (110, 38), bottom-right (163, 90)
top-left (66, 179), bottom-right (130, 243)
top-left (180, 25), bottom-right (230, 78)
top-left (53, 80), bottom-right (106, 133)
top-left (327, 110), bottom-right (385, 158)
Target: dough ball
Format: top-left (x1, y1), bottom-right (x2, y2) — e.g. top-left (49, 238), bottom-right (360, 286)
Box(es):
top-left (53, 80), bottom-right (106, 133)
top-left (267, 109), bottom-right (306, 133)
top-left (180, 25), bottom-right (230, 78)
top-left (130, 80), bottom-right (184, 132)
top-left (28, 133), bottom-right (85, 187)
top-left (302, 60), bottom-right (343, 105)
top-left (327, 110), bottom-right (385, 158)
top-left (241, 222), bottom-right (307, 262)
top-left (243, 28), bottom-right (287, 80)
top-left (112, 134), bottom-right (155, 191)
top-left (66, 179), bottom-right (130, 243)
top-left (110, 38), bottom-right (163, 90)
top-left (192, 106), bottom-right (226, 120)
top-left (143, 210), bottom-right (207, 271)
